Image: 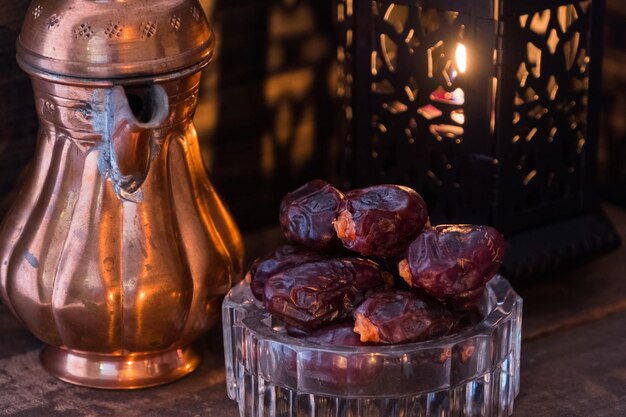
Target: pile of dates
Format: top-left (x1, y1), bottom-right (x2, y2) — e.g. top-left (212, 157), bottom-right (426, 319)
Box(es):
top-left (246, 179), bottom-right (505, 346)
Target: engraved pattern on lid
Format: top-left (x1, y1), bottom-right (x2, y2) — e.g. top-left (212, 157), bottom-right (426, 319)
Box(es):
top-left (17, 0), bottom-right (215, 79)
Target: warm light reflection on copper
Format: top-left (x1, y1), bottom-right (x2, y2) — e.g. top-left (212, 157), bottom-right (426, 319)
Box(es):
top-left (0, 0), bottom-right (243, 389)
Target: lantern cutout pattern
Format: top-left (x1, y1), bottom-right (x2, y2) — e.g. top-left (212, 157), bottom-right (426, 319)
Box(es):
top-left (337, 0), bottom-right (618, 278)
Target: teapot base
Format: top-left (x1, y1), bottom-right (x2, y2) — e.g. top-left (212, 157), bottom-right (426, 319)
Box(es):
top-left (40, 344), bottom-right (201, 389)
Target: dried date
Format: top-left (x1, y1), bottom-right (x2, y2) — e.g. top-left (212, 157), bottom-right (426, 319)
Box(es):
top-left (334, 185), bottom-right (428, 257)
top-left (353, 290), bottom-right (455, 344)
top-left (245, 245), bottom-right (326, 301)
top-left (302, 321), bottom-right (373, 347)
top-left (264, 258), bottom-right (387, 331)
top-left (279, 180), bottom-right (344, 251)
top-left (399, 225), bottom-right (505, 301)
top-left (295, 322), bottom-right (382, 389)
top-left (282, 321), bottom-right (383, 390)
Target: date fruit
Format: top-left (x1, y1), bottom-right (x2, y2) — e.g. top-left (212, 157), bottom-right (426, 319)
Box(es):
top-left (302, 322), bottom-right (382, 388)
top-left (334, 185), bottom-right (428, 256)
top-left (264, 258), bottom-right (387, 331)
top-left (399, 225), bottom-right (505, 301)
top-left (245, 244), bottom-right (327, 301)
top-left (279, 180), bottom-right (344, 251)
top-left (283, 321), bottom-right (383, 390)
top-left (303, 321), bottom-right (371, 347)
top-left (353, 290), bottom-right (455, 344)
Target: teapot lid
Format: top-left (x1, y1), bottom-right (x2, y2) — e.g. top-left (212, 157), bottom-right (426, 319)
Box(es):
top-left (17, 0), bottom-right (215, 79)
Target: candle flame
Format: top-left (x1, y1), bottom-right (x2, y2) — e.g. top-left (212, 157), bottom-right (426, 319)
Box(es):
top-left (456, 43), bottom-right (467, 74)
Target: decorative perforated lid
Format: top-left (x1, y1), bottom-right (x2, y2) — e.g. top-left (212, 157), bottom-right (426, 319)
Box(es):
top-left (17, 0), bottom-right (215, 79)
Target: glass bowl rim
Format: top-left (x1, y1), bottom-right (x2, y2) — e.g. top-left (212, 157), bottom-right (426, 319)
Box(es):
top-left (237, 274), bottom-right (519, 355)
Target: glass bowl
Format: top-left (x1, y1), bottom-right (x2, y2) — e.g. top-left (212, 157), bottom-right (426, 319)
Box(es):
top-left (222, 275), bottom-right (522, 417)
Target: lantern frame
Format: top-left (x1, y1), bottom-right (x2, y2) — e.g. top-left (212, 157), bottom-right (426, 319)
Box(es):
top-left (337, 0), bottom-right (619, 279)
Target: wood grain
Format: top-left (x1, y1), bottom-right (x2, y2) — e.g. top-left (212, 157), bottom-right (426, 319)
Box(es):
top-left (0, 307), bottom-right (239, 417)
top-left (515, 311), bottom-right (626, 417)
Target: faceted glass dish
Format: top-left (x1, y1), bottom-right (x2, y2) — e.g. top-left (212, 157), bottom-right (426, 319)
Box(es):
top-left (223, 275), bottom-right (522, 417)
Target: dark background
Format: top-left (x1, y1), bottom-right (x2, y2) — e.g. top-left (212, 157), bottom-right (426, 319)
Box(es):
top-left (0, 0), bottom-right (624, 232)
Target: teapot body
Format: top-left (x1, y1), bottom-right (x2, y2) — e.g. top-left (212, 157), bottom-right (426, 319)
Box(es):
top-left (0, 71), bottom-right (243, 388)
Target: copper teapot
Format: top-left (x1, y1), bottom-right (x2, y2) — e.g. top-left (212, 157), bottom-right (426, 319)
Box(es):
top-left (0, 0), bottom-right (243, 389)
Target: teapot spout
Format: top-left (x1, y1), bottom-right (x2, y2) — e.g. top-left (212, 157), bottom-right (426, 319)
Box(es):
top-left (99, 84), bottom-right (169, 202)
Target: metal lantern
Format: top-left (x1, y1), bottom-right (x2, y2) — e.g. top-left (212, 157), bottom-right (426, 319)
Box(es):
top-left (337, 0), bottom-right (619, 279)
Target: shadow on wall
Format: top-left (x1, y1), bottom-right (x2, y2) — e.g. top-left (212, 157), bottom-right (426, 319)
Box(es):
top-left (196, 0), bottom-right (338, 231)
top-left (0, 2), bottom-right (38, 216)
top-left (598, 0), bottom-right (626, 206)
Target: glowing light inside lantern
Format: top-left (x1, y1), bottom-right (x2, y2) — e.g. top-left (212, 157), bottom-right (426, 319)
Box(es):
top-left (456, 43), bottom-right (467, 74)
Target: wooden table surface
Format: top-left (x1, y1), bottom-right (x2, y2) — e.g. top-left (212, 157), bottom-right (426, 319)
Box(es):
top-left (1, 205), bottom-right (626, 417)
